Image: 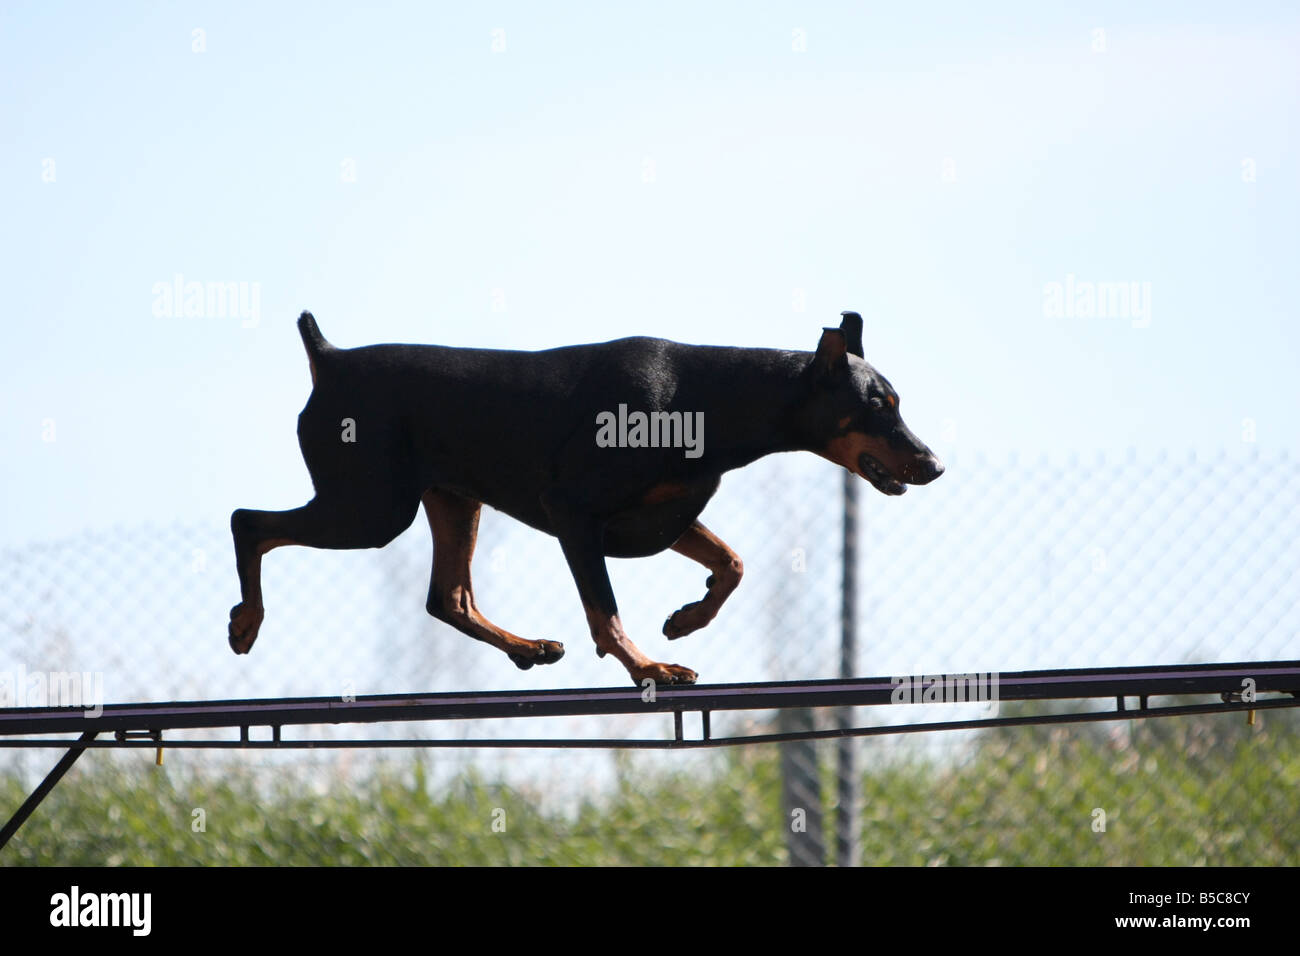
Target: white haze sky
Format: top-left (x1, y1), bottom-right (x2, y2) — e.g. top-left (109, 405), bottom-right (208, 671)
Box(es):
top-left (1, 1), bottom-right (1298, 545)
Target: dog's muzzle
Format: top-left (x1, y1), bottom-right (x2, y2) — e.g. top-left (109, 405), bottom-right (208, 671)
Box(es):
top-left (858, 453), bottom-right (907, 495)
top-left (858, 452), bottom-right (944, 495)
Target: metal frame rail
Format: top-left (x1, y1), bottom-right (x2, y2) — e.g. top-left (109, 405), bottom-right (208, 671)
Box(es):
top-left (2, 660), bottom-right (1297, 849)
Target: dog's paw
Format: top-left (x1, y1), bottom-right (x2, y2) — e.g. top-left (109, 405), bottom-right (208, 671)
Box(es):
top-left (228, 603), bottom-right (264, 655)
top-left (630, 662), bottom-right (698, 686)
top-left (508, 640), bottom-right (565, 670)
top-left (662, 568), bottom-right (737, 640)
top-left (662, 602), bottom-right (712, 640)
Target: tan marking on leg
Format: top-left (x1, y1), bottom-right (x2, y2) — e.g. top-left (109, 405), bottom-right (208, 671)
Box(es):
top-left (423, 489), bottom-right (563, 667)
top-left (662, 522), bottom-right (743, 639)
top-left (257, 536), bottom-right (296, 556)
top-left (582, 605), bottom-right (697, 685)
top-left (641, 481), bottom-right (690, 505)
top-left (238, 538), bottom-right (297, 610)
top-left (230, 537), bottom-right (298, 654)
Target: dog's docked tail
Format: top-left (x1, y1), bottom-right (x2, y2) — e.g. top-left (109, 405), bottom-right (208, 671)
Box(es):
top-left (297, 311), bottom-right (334, 384)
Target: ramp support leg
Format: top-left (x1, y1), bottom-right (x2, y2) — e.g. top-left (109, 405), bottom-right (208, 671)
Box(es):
top-left (0, 730), bottom-right (97, 851)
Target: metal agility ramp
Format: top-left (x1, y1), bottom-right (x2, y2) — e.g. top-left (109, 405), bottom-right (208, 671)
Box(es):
top-left (3, 659), bottom-right (1298, 850)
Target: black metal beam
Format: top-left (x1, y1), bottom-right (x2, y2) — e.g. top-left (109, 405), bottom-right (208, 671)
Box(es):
top-left (0, 696), bottom-right (1294, 751)
top-left (2, 661), bottom-right (1297, 852)
top-left (0, 731), bottom-right (95, 851)
top-left (1, 660), bottom-right (1296, 739)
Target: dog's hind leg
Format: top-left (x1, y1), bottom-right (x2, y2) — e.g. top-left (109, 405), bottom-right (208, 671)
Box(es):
top-left (228, 490), bottom-right (420, 654)
top-left (422, 488), bottom-right (565, 670)
top-left (662, 521), bottom-right (744, 640)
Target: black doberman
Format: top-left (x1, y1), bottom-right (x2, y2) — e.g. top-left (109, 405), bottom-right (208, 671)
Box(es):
top-left (229, 310), bottom-right (943, 685)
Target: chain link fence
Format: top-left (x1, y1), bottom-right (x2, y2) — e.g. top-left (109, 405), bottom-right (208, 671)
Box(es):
top-left (2, 447), bottom-right (1297, 864)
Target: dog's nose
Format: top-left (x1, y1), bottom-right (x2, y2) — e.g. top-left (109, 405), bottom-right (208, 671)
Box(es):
top-left (907, 456), bottom-right (944, 485)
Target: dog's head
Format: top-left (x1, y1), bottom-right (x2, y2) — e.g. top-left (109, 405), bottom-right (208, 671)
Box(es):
top-left (799, 311), bottom-right (944, 496)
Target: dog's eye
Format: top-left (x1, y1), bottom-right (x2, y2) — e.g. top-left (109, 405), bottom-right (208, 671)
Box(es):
top-left (869, 397), bottom-right (885, 411)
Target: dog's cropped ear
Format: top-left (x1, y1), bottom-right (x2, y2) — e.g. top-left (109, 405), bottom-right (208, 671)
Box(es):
top-left (839, 311), bottom-right (864, 358)
top-left (810, 327), bottom-right (850, 381)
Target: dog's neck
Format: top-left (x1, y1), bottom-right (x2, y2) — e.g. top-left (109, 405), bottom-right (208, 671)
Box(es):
top-left (691, 349), bottom-right (818, 474)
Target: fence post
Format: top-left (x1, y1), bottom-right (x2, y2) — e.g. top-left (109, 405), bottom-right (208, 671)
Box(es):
top-left (779, 707), bottom-right (824, 866)
top-left (836, 470), bottom-right (861, 866)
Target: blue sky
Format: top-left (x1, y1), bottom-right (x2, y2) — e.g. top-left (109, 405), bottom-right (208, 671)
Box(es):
top-left (2, 1), bottom-right (1298, 546)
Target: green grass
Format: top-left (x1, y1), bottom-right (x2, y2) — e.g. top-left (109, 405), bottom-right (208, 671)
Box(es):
top-left (4, 707), bottom-right (1296, 865)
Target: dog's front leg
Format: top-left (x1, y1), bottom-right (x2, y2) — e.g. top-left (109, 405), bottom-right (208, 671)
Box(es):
top-left (662, 521), bottom-right (744, 639)
top-left (542, 492), bottom-right (698, 686)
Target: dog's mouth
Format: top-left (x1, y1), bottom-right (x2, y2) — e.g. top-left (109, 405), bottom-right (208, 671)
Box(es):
top-left (858, 453), bottom-right (907, 496)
